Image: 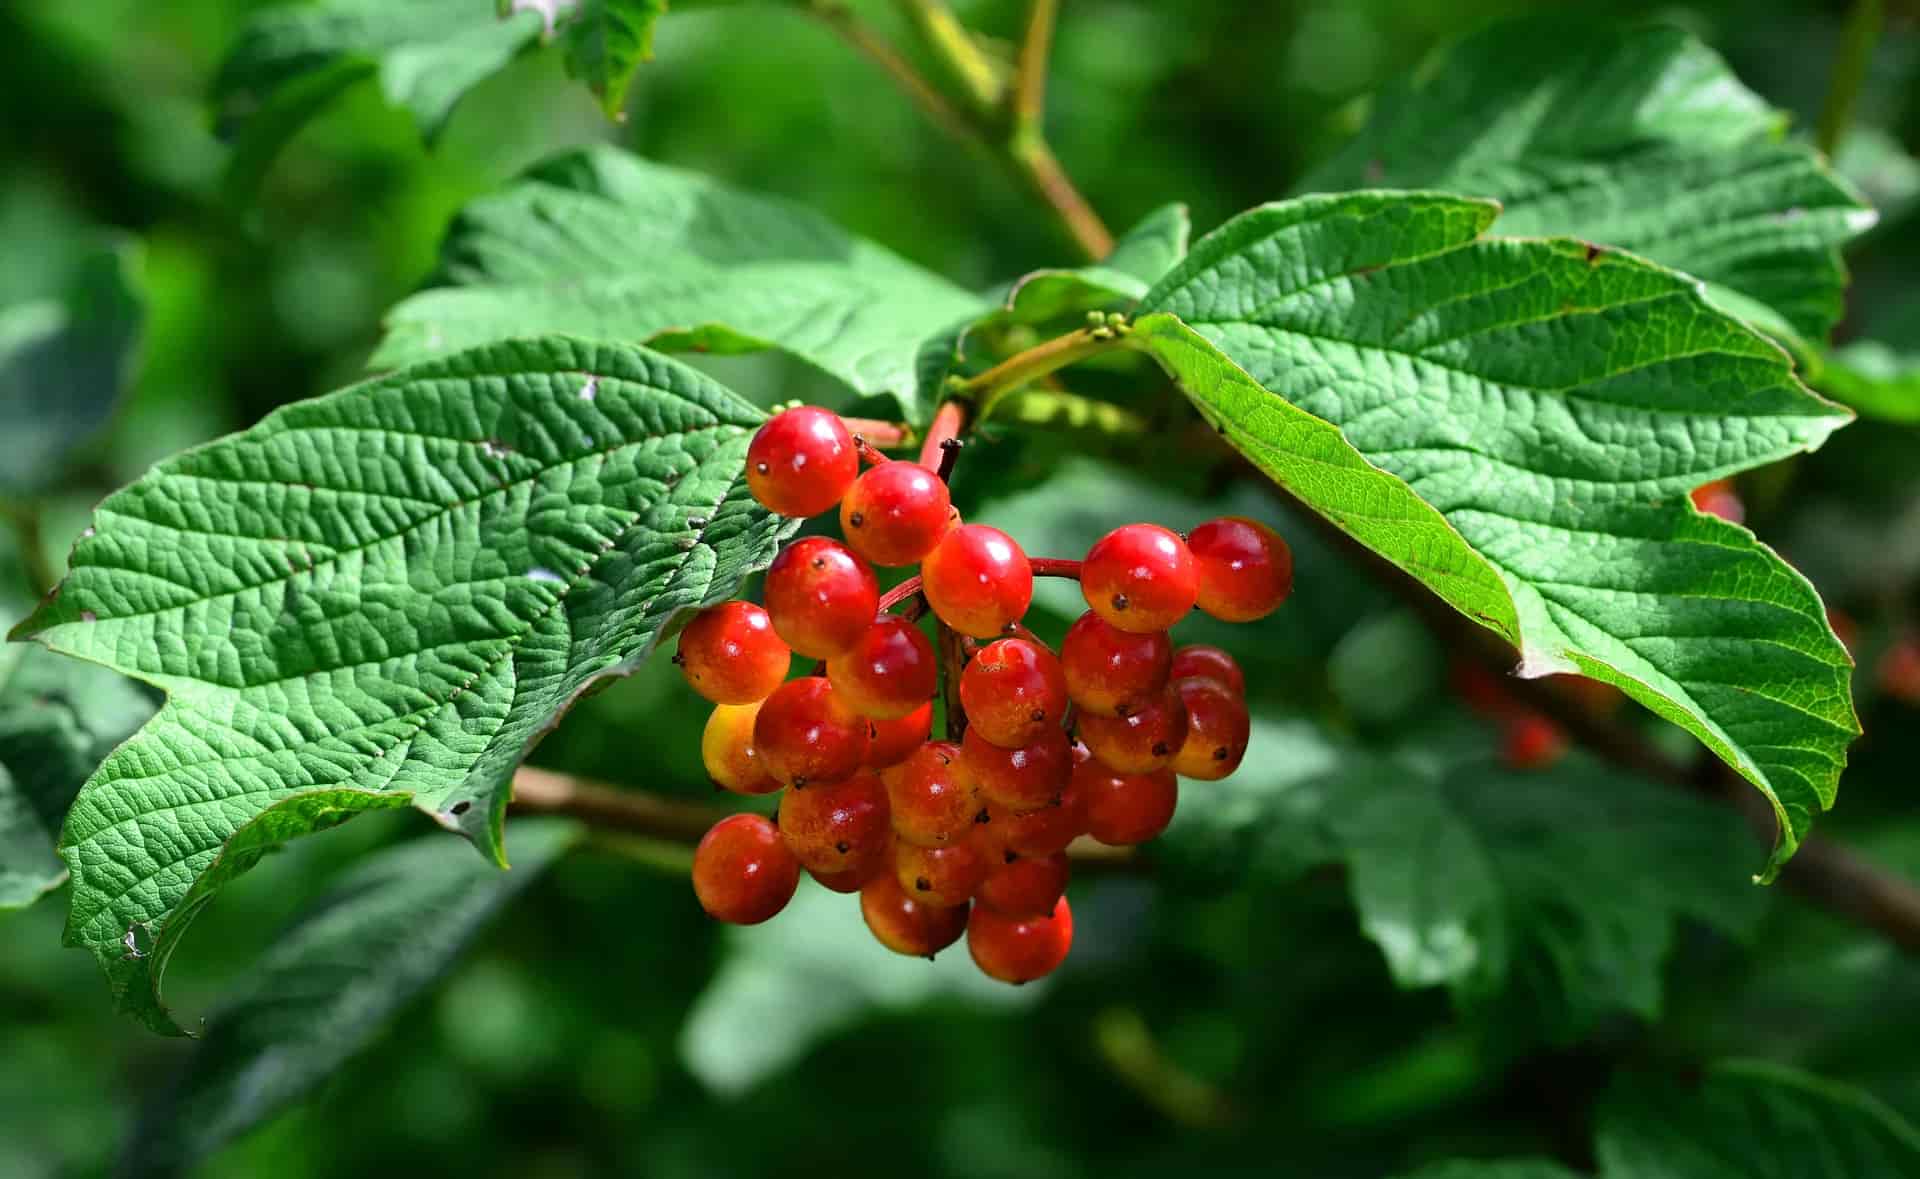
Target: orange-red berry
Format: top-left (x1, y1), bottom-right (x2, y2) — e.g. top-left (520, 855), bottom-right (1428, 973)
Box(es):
top-left (922, 524), bottom-right (1033, 638)
top-left (1082, 523), bottom-right (1196, 633)
top-left (692, 814), bottom-right (800, 924)
top-left (1188, 516), bottom-right (1292, 622)
top-left (747, 406), bottom-right (858, 518)
top-left (968, 896), bottom-right (1073, 983)
top-left (754, 677), bottom-right (870, 786)
top-left (960, 636), bottom-right (1070, 748)
top-left (676, 601), bottom-right (791, 705)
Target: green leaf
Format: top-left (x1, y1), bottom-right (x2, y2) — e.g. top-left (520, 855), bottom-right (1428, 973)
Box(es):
top-left (0, 239), bottom-right (143, 493)
top-left (1302, 17), bottom-right (1874, 343)
top-left (560, 0), bottom-right (667, 119)
top-left (376, 146), bottom-right (987, 421)
top-left (1102, 202), bottom-right (1191, 287)
top-left (1138, 190), bottom-right (1857, 879)
top-left (681, 882), bottom-right (1039, 1096)
top-left (1815, 340), bottom-right (1920, 424)
top-left (1596, 1060), bottom-right (1920, 1177)
top-left (214, 0), bottom-right (544, 147)
top-left (125, 819), bottom-right (581, 1178)
top-left (0, 647), bottom-right (155, 908)
top-left (10, 336), bottom-right (793, 1032)
top-left (1392, 1162), bottom-right (1584, 1179)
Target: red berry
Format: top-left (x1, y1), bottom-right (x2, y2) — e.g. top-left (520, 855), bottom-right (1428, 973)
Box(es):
top-left (887, 740), bottom-right (979, 846)
top-left (861, 873), bottom-right (969, 958)
top-left (701, 702), bottom-right (782, 795)
top-left (866, 702), bottom-right (933, 769)
top-left (809, 854), bottom-right (889, 894)
top-left (778, 772), bottom-right (891, 875)
top-left (676, 601), bottom-right (791, 704)
top-left (1169, 676), bottom-right (1251, 780)
top-left (746, 406), bottom-right (858, 517)
top-left (967, 896), bottom-right (1073, 983)
top-left (1059, 611), bottom-right (1172, 718)
top-left (827, 616), bottom-right (938, 720)
top-left (1502, 712), bottom-right (1568, 769)
top-left (753, 677), bottom-right (870, 786)
top-left (960, 637), bottom-right (1070, 748)
top-left (976, 851), bottom-right (1070, 918)
top-left (962, 724), bottom-right (1072, 811)
top-left (1691, 479), bottom-right (1746, 525)
top-left (922, 524), bottom-right (1033, 638)
top-left (840, 460), bottom-right (954, 566)
top-left (1076, 689), bottom-right (1187, 774)
top-left (1168, 644), bottom-right (1245, 697)
top-left (1082, 523), bottom-right (1196, 633)
top-left (692, 814), bottom-right (800, 924)
top-left (1188, 516), bottom-right (1292, 622)
top-left (1080, 764), bottom-right (1178, 846)
top-left (977, 782), bottom-right (1087, 859)
top-left (763, 537), bottom-right (878, 658)
top-left (895, 837), bottom-right (989, 907)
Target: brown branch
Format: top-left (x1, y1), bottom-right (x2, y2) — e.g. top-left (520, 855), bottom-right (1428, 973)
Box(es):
top-left (802, 1), bottom-right (978, 147)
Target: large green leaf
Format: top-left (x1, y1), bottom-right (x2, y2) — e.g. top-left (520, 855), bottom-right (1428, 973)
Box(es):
top-left (1596, 1060), bottom-right (1920, 1177)
top-left (125, 819), bottom-right (580, 1178)
top-left (1137, 190), bottom-right (1857, 879)
top-left (1302, 18), bottom-right (1874, 343)
top-left (0, 646), bottom-right (155, 909)
top-left (0, 239), bottom-right (143, 493)
top-left (9, 337), bottom-right (793, 1032)
top-left (376, 146), bottom-right (988, 420)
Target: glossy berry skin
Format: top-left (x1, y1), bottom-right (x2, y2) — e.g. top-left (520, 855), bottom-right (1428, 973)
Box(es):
top-left (1188, 516), bottom-right (1293, 622)
top-left (676, 601), bottom-right (791, 705)
top-left (968, 896), bottom-right (1073, 983)
top-left (1169, 677), bottom-right (1251, 780)
top-left (887, 741), bottom-right (979, 846)
top-left (692, 814), bottom-right (800, 924)
top-left (827, 616), bottom-right (938, 720)
top-left (960, 637), bottom-right (1070, 748)
top-left (778, 772), bottom-right (891, 876)
top-left (976, 852), bottom-right (1070, 918)
top-left (922, 524), bottom-right (1033, 639)
top-left (1082, 523), bottom-right (1197, 633)
top-left (861, 873), bottom-right (969, 958)
top-left (763, 537), bottom-right (878, 658)
top-left (1502, 713), bottom-right (1568, 770)
top-left (746, 406), bottom-right (858, 518)
top-left (840, 461), bottom-right (954, 566)
top-left (978, 779), bottom-right (1087, 859)
top-left (1059, 611), bottom-right (1172, 718)
top-left (1168, 644), bottom-right (1245, 697)
top-left (1077, 689), bottom-right (1188, 774)
top-left (753, 677), bottom-right (870, 786)
top-left (1080, 764), bottom-right (1178, 846)
top-left (701, 702), bottom-right (781, 795)
top-left (809, 853), bottom-right (889, 894)
top-left (866, 702), bottom-right (933, 769)
top-left (895, 837), bottom-right (988, 908)
top-left (963, 724), bottom-right (1072, 811)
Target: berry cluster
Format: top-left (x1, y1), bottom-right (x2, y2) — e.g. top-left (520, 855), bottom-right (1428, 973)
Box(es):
top-left (679, 407), bottom-right (1291, 983)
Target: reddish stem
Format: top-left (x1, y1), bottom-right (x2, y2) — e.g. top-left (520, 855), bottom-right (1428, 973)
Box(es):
top-left (918, 401), bottom-right (969, 471)
top-left (1030, 557), bottom-right (1082, 579)
top-left (841, 417), bottom-right (915, 449)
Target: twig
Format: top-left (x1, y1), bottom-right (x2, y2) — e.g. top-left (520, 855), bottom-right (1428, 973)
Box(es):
top-left (892, 0), bottom-right (1003, 115)
top-left (919, 400), bottom-right (969, 470)
top-left (1012, 0), bottom-right (1059, 131)
top-left (955, 324), bottom-right (1127, 416)
top-left (802, 1), bottom-right (978, 146)
top-left (1816, 0), bottom-right (1884, 158)
top-left (840, 416), bottom-right (916, 450)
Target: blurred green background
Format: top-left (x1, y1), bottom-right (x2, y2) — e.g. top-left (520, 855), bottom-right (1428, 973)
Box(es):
top-left (4, 1), bottom-right (1920, 1176)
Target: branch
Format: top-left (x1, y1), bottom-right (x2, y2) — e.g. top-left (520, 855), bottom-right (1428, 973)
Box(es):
top-left (1012, 0), bottom-right (1059, 131)
top-left (955, 322), bottom-right (1130, 415)
top-left (1816, 0), bottom-right (1884, 157)
top-left (802, 1), bottom-right (978, 146)
top-left (892, 0), bottom-right (1003, 116)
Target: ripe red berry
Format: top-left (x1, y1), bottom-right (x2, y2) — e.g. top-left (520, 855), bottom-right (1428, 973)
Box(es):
top-left (746, 406), bottom-right (858, 517)
top-left (763, 537), bottom-right (879, 658)
top-left (827, 615), bottom-right (938, 720)
top-left (1502, 712), bottom-right (1568, 769)
top-left (1168, 644), bottom-right (1245, 697)
top-left (1080, 764), bottom-right (1178, 846)
top-left (895, 837), bottom-right (989, 908)
top-left (861, 873), bottom-right (969, 958)
top-left (701, 702), bottom-right (782, 795)
top-left (676, 601), bottom-right (791, 704)
top-left (1690, 479), bottom-right (1746, 525)
top-left (1076, 689), bottom-right (1187, 774)
top-left (809, 852), bottom-right (890, 894)
top-left (692, 814), bottom-right (800, 924)
top-left (840, 460), bottom-right (954, 566)
top-left (778, 772), bottom-right (891, 875)
top-left (1082, 523), bottom-right (1196, 633)
top-left (1059, 611), bottom-right (1172, 718)
top-left (963, 724), bottom-right (1072, 811)
top-left (887, 740), bottom-right (979, 846)
top-left (977, 782), bottom-right (1087, 859)
top-left (753, 677), bottom-right (870, 786)
top-left (1169, 676), bottom-right (1251, 780)
top-left (976, 852), bottom-right (1070, 918)
top-left (921, 524), bottom-right (1033, 638)
top-left (968, 896), bottom-right (1073, 983)
top-left (866, 702), bottom-right (933, 769)
top-left (1188, 516), bottom-right (1293, 622)
top-left (960, 637), bottom-right (1070, 748)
